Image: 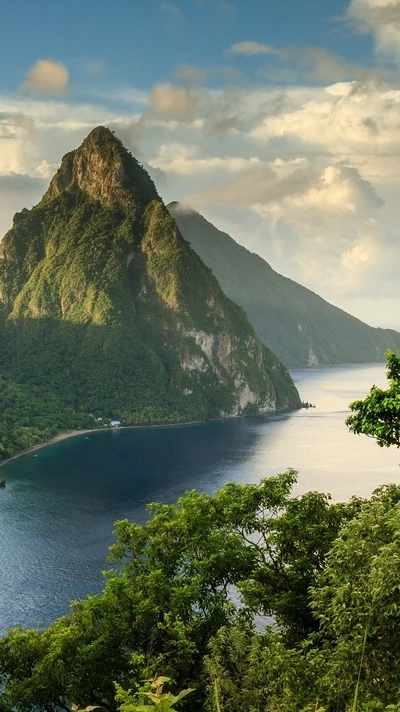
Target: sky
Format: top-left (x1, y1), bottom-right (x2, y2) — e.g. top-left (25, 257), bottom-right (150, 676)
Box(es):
top-left (1, 0), bottom-right (400, 328)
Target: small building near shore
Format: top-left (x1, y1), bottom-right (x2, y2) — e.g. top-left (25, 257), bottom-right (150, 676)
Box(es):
top-left (110, 420), bottom-right (121, 427)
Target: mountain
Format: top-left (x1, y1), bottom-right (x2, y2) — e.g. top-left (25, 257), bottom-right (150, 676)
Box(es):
top-left (168, 202), bottom-right (400, 368)
top-left (0, 127), bottom-right (300, 458)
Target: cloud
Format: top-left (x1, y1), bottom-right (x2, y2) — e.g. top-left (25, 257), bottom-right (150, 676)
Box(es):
top-left (280, 47), bottom-right (378, 82)
top-left (34, 160), bottom-right (58, 179)
top-left (175, 64), bottom-right (208, 85)
top-left (227, 39), bottom-right (382, 84)
top-left (149, 82), bottom-right (202, 120)
top-left (244, 164), bottom-right (388, 298)
top-left (0, 111), bottom-right (35, 139)
top-left (341, 239), bottom-right (376, 269)
top-left (154, 143), bottom-right (266, 174)
top-left (226, 40), bottom-right (276, 55)
top-left (251, 81), bottom-right (400, 164)
top-left (346, 0), bottom-right (400, 32)
top-left (88, 86), bottom-right (148, 106)
top-left (22, 59), bottom-right (69, 95)
top-left (0, 172), bottom-right (46, 238)
top-left (0, 54), bottom-right (399, 323)
top-left (0, 172), bottom-right (43, 191)
top-left (0, 112), bottom-right (38, 174)
top-left (256, 165), bottom-right (384, 220)
top-left (111, 117), bottom-right (149, 156)
top-left (345, 0), bottom-right (400, 57)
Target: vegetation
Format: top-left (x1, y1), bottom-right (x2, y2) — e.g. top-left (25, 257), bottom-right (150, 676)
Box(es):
top-left (0, 355), bottom-right (399, 711)
top-left (347, 351), bottom-right (400, 447)
top-left (4, 145), bottom-right (400, 712)
top-left (1, 466), bottom-right (400, 711)
top-left (0, 127), bottom-right (300, 459)
top-left (169, 202), bottom-right (400, 368)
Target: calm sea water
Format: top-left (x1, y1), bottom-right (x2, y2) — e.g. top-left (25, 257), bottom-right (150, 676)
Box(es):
top-left (1, 363), bottom-right (399, 631)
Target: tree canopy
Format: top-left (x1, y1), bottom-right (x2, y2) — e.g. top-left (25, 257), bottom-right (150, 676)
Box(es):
top-left (347, 351), bottom-right (400, 447)
top-left (2, 469), bottom-right (400, 712)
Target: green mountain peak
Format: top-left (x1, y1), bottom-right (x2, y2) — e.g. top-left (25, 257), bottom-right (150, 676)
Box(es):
top-left (0, 129), bottom-right (300, 458)
top-left (44, 125), bottom-right (158, 210)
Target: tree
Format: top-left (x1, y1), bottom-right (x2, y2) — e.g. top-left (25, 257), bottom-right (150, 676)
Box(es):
top-left (0, 470), bottom-right (360, 712)
top-left (309, 483), bottom-right (400, 708)
top-left (205, 484), bottom-right (400, 712)
top-left (347, 351), bottom-right (400, 447)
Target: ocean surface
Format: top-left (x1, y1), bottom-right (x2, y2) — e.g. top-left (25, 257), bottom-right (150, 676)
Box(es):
top-left (1, 362), bottom-right (399, 631)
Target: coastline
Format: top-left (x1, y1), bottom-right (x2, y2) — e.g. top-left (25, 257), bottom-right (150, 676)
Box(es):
top-left (0, 429), bottom-right (96, 469)
top-left (0, 402), bottom-right (302, 471)
top-left (0, 418), bottom-right (211, 470)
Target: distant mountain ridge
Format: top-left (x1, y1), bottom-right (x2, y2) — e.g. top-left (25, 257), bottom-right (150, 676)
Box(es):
top-left (168, 202), bottom-right (400, 368)
top-left (0, 127), bottom-right (300, 458)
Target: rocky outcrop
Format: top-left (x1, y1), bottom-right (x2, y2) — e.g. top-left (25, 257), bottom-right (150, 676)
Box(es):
top-left (179, 327), bottom-right (276, 414)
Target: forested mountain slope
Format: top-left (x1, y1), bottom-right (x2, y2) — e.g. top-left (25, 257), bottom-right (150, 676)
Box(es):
top-left (169, 202), bottom-right (400, 367)
top-left (0, 127), bottom-right (299, 458)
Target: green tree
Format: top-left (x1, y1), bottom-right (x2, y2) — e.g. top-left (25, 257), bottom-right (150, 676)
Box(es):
top-left (310, 483), bottom-right (400, 708)
top-left (204, 485), bottom-right (400, 712)
top-left (0, 471), bottom-right (359, 712)
top-left (116, 676), bottom-right (193, 712)
top-left (347, 351), bottom-right (400, 447)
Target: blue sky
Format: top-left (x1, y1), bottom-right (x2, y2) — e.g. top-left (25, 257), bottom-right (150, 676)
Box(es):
top-left (1, 0), bottom-right (400, 328)
top-left (0, 0), bottom-right (378, 94)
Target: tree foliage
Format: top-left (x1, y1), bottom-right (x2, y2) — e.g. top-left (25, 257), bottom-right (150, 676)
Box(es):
top-left (346, 351), bottom-right (400, 447)
top-left (2, 472), bottom-right (400, 711)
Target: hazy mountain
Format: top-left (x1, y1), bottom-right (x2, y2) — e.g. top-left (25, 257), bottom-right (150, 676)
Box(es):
top-left (0, 127), bottom-right (299, 458)
top-left (168, 202), bottom-right (400, 368)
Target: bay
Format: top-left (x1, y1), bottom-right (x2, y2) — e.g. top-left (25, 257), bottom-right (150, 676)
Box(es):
top-left (0, 362), bottom-right (399, 631)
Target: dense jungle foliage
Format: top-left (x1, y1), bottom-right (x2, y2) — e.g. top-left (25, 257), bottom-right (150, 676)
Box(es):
top-left (1, 354), bottom-right (400, 712)
top-left (0, 127), bottom-right (300, 459)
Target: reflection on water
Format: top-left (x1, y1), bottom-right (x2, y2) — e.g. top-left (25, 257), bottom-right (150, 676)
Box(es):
top-left (0, 362), bottom-right (399, 630)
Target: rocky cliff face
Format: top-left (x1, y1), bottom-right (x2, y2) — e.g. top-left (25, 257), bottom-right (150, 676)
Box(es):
top-left (0, 128), bottom-right (300, 455)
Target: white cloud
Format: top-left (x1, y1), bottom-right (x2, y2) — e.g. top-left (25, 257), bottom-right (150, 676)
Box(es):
top-left (251, 82), bottom-right (400, 168)
top-left (153, 142), bottom-right (263, 174)
top-left (34, 159), bottom-right (58, 179)
top-left (341, 239), bottom-right (376, 268)
top-left (22, 59), bottom-right (69, 95)
top-left (150, 82), bottom-right (202, 120)
top-left (345, 0), bottom-right (400, 58)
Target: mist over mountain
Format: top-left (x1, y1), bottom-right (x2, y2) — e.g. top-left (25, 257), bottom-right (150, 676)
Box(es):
top-left (168, 202), bottom-right (400, 368)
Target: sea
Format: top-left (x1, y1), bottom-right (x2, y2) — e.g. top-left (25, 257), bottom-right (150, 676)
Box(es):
top-left (0, 362), bottom-right (399, 631)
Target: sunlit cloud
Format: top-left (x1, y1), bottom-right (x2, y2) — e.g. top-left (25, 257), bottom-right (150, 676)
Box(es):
top-left (22, 59), bottom-right (69, 95)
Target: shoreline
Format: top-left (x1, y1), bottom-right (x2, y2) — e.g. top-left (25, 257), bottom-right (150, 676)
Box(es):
top-left (0, 403), bottom-right (302, 471)
top-left (0, 429), bottom-right (96, 469)
top-left (0, 418), bottom-right (215, 470)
